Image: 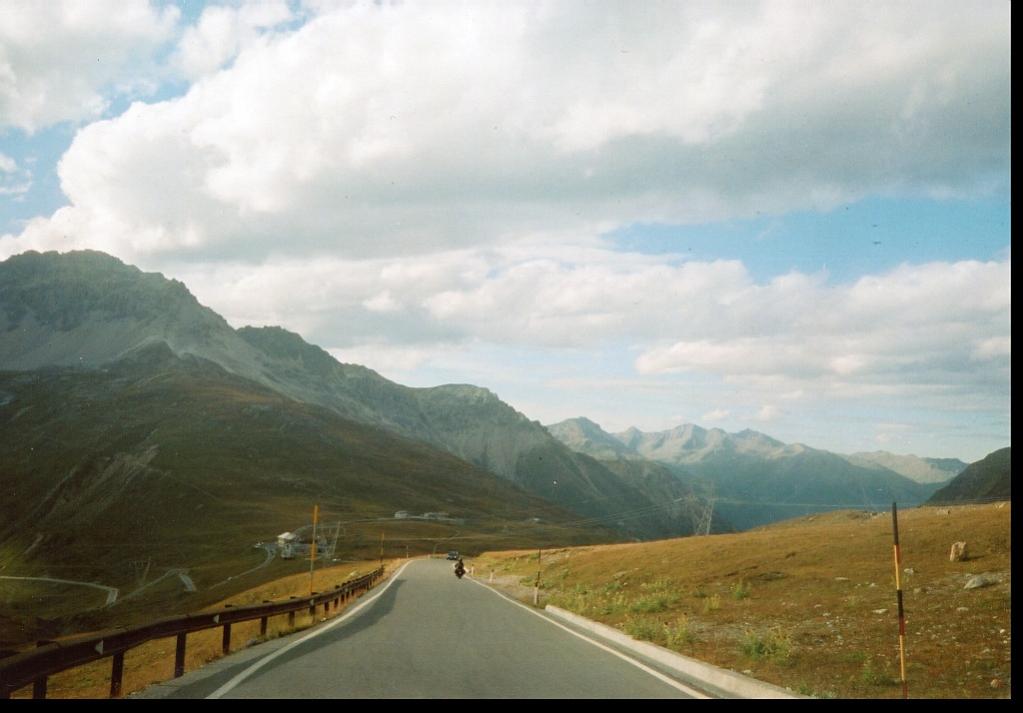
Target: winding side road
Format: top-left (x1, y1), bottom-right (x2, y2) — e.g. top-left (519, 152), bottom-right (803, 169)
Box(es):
top-left (0, 576), bottom-right (118, 607)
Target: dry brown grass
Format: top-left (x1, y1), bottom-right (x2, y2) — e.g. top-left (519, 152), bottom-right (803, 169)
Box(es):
top-left (473, 503), bottom-right (1012, 699)
top-left (9, 558), bottom-right (399, 699)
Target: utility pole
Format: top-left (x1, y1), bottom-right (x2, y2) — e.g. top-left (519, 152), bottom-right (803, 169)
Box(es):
top-left (379, 532), bottom-right (384, 564)
top-left (331, 521), bottom-right (341, 559)
top-left (309, 504), bottom-right (319, 596)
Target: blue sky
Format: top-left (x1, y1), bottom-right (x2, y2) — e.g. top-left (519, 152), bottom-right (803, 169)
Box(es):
top-left (0, 0), bottom-right (1011, 462)
top-left (610, 193), bottom-right (1011, 285)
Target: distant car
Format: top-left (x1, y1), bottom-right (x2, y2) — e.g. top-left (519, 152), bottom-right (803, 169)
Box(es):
top-left (446, 551), bottom-right (460, 560)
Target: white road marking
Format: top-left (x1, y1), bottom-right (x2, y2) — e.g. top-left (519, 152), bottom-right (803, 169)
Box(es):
top-left (206, 561), bottom-right (412, 699)
top-left (467, 575), bottom-right (712, 699)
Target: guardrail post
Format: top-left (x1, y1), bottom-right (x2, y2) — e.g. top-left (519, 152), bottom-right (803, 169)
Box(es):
top-left (174, 632), bottom-right (187, 678)
top-left (32, 677), bottom-right (46, 700)
top-left (222, 623), bottom-right (232, 655)
top-left (32, 640), bottom-right (52, 699)
top-left (109, 651), bottom-right (125, 698)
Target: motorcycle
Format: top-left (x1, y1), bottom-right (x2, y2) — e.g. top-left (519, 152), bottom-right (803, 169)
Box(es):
top-left (454, 560), bottom-right (466, 579)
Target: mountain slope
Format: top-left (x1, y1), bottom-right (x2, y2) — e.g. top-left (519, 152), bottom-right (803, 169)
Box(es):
top-left (0, 342), bottom-right (621, 643)
top-left (843, 451), bottom-right (966, 485)
top-left (0, 250), bottom-right (694, 540)
top-left (926, 447), bottom-right (1011, 504)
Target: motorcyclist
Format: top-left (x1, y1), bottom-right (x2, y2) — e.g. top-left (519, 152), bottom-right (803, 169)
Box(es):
top-left (454, 558), bottom-right (466, 578)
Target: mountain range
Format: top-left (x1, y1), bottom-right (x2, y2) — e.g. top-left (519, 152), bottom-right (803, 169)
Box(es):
top-left (0, 250), bottom-right (708, 550)
top-left (546, 418), bottom-right (963, 529)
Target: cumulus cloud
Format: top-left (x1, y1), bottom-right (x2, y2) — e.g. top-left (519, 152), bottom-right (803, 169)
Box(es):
top-left (156, 244), bottom-right (1010, 418)
top-left (1, 0), bottom-right (1010, 260)
top-left (173, 1), bottom-right (294, 79)
top-left (0, 0), bottom-right (179, 132)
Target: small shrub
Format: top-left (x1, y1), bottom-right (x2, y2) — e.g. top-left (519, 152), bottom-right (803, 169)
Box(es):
top-left (741, 627), bottom-right (791, 663)
top-left (628, 592), bottom-right (679, 614)
top-left (663, 614), bottom-right (694, 649)
top-left (603, 580), bottom-right (624, 594)
top-left (600, 593), bottom-right (628, 616)
top-left (732, 579), bottom-right (751, 600)
top-left (624, 616), bottom-right (661, 642)
top-left (703, 594), bottom-right (721, 613)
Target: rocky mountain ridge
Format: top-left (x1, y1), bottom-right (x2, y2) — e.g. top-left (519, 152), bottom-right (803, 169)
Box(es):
top-left (0, 250), bottom-right (705, 539)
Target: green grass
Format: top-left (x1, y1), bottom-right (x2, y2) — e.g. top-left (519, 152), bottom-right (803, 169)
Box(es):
top-left (740, 627), bottom-right (792, 664)
top-left (860, 657), bottom-right (898, 687)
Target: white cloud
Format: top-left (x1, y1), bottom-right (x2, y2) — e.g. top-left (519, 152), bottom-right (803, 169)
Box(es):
top-left (754, 405), bottom-right (780, 422)
top-left (1, 0), bottom-right (1010, 260)
top-left (702, 408), bottom-right (730, 422)
top-left (0, 0), bottom-right (179, 131)
top-left (174, 1), bottom-right (294, 79)
top-left (147, 246), bottom-right (1010, 421)
top-left (0, 152), bottom-right (16, 173)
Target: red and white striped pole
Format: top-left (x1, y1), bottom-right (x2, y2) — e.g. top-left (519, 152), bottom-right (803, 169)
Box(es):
top-left (891, 501), bottom-right (908, 699)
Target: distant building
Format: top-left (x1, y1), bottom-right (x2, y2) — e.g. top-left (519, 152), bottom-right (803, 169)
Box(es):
top-left (277, 532), bottom-right (298, 559)
top-left (394, 511), bottom-right (410, 519)
top-left (276, 531), bottom-right (327, 559)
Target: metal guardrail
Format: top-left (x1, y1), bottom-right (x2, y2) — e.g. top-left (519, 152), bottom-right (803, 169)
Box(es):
top-left (0, 566), bottom-right (385, 699)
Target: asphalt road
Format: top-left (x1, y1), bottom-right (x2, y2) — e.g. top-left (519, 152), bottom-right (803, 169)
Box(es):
top-left (159, 558), bottom-right (696, 699)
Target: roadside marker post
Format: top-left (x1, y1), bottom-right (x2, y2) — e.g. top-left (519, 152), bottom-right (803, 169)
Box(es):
top-left (892, 501), bottom-right (908, 699)
top-left (534, 548), bottom-right (542, 606)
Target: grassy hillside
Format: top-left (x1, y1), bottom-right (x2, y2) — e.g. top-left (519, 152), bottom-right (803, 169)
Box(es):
top-left (474, 503), bottom-right (1011, 699)
top-left (0, 343), bottom-right (615, 646)
top-left (928, 448), bottom-right (1010, 505)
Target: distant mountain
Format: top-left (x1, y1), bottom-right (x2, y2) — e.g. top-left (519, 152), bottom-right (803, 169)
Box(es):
top-left (547, 418), bottom-right (943, 530)
top-left (0, 250), bottom-right (698, 540)
top-left (546, 418), bottom-right (731, 534)
top-left (615, 423), bottom-right (800, 463)
top-left (843, 451), bottom-right (966, 484)
top-left (546, 417), bottom-right (640, 460)
top-left (927, 448), bottom-right (1011, 505)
